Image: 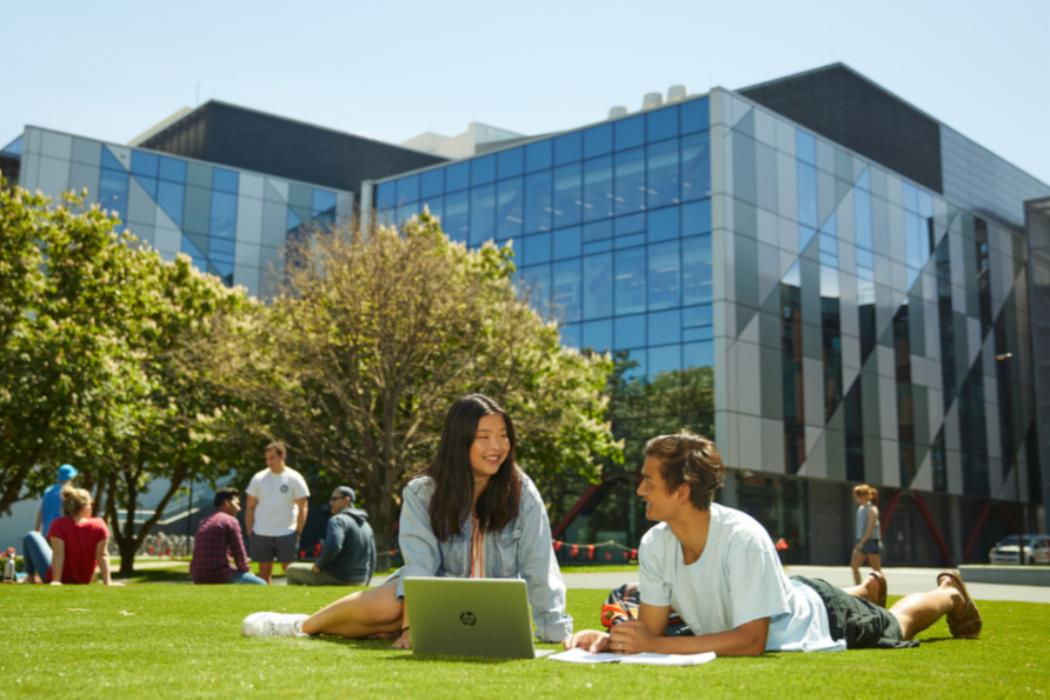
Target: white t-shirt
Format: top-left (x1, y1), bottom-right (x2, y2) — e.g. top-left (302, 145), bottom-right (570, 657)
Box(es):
top-left (638, 503), bottom-right (843, 652)
top-left (245, 467), bottom-right (310, 537)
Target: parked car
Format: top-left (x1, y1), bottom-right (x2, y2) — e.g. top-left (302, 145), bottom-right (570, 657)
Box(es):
top-left (988, 534), bottom-right (1050, 564)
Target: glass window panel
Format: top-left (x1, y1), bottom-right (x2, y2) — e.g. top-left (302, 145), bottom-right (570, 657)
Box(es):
top-left (683, 326), bottom-right (713, 341)
top-left (286, 208), bottom-right (302, 234)
top-left (648, 241), bottom-right (680, 309)
top-left (553, 226), bottom-right (581, 260)
top-left (554, 131), bottom-right (582, 165)
top-left (615, 247), bottom-right (646, 315)
top-left (312, 188), bottom-right (337, 215)
top-left (648, 344), bottom-right (681, 381)
top-left (421, 168), bottom-right (444, 198)
top-left (523, 231), bottom-right (552, 265)
top-left (134, 174), bottom-right (158, 199)
top-left (375, 181), bottom-right (396, 209)
top-left (614, 313), bottom-right (646, 349)
top-left (158, 156), bottom-right (187, 183)
top-left (796, 129), bottom-right (817, 166)
top-left (497, 147), bottom-right (524, 179)
top-left (647, 206), bottom-right (679, 242)
top-left (682, 304), bottom-right (713, 327)
top-left (209, 236), bottom-right (235, 258)
top-left (180, 236), bottom-right (206, 269)
top-left (683, 340), bottom-right (713, 367)
top-left (517, 264), bottom-right (550, 313)
top-left (614, 147), bottom-right (645, 215)
top-left (552, 162), bottom-right (582, 228)
top-left (615, 213), bottom-right (645, 236)
top-left (583, 156), bottom-right (614, 221)
top-left (423, 195), bottom-right (443, 221)
top-left (680, 132), bottom-right (710, 201)
top-left (582, 319), bottom-right (612, 351)
top-left (583, 123), bottom-right (613, 158)
top-left (797, 162), bottom-right (818, 227)
top-left (552, 259), bottom-right (582, 322)
top-left (616, 233), bottom-right (645, 249)
top-left (130, 151), bottom-right (158, 177)
top-left (157, 181), bottom-right (184, 228)
top-left (854, 186), bottom-right (872, 250)
top-left (682, 234), bottom-right (712, 304)
top-left (583, 239), bottom-right (612, 255)
top-left (210, 191), bottom-right (237, 238)
top-left (213, 168), bottom-right (239, 194)
top-left (496, 177), bottom-right (523, 240)
top-left (525, 140), bottom-right (552, 172)
top-left (471, 155), bottom-right (496, 186)
top-left (680, 97), bottom-right (709, 135)
top-left (469, 184), bottom-right (496, 245)
top-left (614, 115), bottom-right (644, 151)
top-left (647, 106), bottom-right (678, 143)
top-left (396, 202), bottom-right (419, 227)
top-left (524, 170), bottom-right (553, 233)
top-left (396, 174), bottom-right (420, 206)
top-left (647, 139), bottom-right (680, 208)
top-left (648, 309), bottom-right (681, 345)
top-left (98, 168), bottom-right (128, 221)
top-left (583, 252), bottom-right (613, 319)
top-left (681, 198), bottom-right (711, 236)
top-left (584, 219), bottom-right (612, 243)
top-left (901, 181), bottom-right (918, 213)
top-left (446, 163), bottom-right (470, 192)
top-left (443, 190), bottom-right (469, 243)
top-left (560, 323), bottom-right (581, 349)
top-left (623, 348), bottom-right (647, 381)
top-left (101, 146), bottom-right (125, 173)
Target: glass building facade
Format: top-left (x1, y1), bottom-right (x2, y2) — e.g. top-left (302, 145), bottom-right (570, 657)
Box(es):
top-left (16, 126), bottom-right (353, 297)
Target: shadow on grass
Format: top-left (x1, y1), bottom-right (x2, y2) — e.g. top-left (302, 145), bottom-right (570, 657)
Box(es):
top-left (122, 569), bottom-right (193, 584)
top-left (305, 634), bottom-right (533, 663)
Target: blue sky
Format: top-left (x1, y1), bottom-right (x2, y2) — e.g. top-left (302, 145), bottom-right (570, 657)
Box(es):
top-left (6, 0), bottom-right (1049, 184)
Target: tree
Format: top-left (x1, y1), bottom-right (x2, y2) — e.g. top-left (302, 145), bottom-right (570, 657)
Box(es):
top-left (203, 212), bottom-right (621, 550)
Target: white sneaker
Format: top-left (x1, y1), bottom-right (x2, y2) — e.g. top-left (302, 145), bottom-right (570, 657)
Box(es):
top-left (241, 612), bottom-right (309, 637)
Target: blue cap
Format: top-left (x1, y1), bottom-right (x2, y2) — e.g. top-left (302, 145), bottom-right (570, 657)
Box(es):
top-left (57, 464), bottom-right (78, 482)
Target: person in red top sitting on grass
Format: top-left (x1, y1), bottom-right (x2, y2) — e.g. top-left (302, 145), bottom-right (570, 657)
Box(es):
top-left (46, 486), bottom-right (121, 586)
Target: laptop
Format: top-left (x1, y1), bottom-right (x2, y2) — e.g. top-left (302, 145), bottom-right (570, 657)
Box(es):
top-left (403, 577), bottom-right (553, 659)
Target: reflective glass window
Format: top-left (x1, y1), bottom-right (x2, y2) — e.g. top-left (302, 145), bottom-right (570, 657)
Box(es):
top-left (647, 139), bottom-right (680, 208)
top-left (648, 309), bottom-right (681, 345)
top-left (615, 213), bottom-right (645, 236)
top-left (471, 155), bottom-right (496, 186)
top-left (681, 199), bottom-right (711, 236)
top-left (421, 168), bottom-right (444, 198)
top-left (584, 219), bottom-right (612, 243)
top-left (210, 191), bottom-right (237, 238)
top-left (854, 186), bottom-right (872, 250)
top-left (583, 156), bottom-right (614, 221)
top-left (312, 189), bottom-right (337, 215)
top-left (615, 246), bottom-right (646, 315)
top-left (469, 184), bottom-right (496, 244)
top-left (131, 151), bottom-right (159, 177)
top-left (180, 236), bottom-right (206, 269)
top-left (648, 344), bottom-right (681, 380)
top-left (523, 231), bottom-right (552, 265)
top-left (497, 147), bottom-right (524, 179)
top-left (647, 106), bottom-right (678, 143)
top-left (614, 147), bottom-right (645, 215)
top-left (582, 319), bottom-right (612, 351)
top-left (553, 226), bottom-right (581, 260)
top-left (680, 97), bottom-right (709, 135)
top-left (648, 241), bottom-right (680, 309)
top-left (616, 233), bottom-right (645, 249)
top-left (800, 224), bottom-right (817, 249)
top-left (98, 168), bottom-right (129, 220)
top-left (213, 168), bottom-right (239, 194)
top-left (583, 123), bottom-right (613, 158)
top-left (680, 132), bottom-right (710, 201)
top-left (554, 131), bottom-right (582, 165)
top-left (614, 115), bottom-right (644, 151)
top-left (683, 304), bottom-right (712, 328)
top-left (446, 163), bottom-right (470, 192)
top-left (525, 140), bottom-right (553, 172)
top-left (584, 239), bottom-right (612, 255)
top-left (101, 146), bottom-right (125, 173)
top-left (397, 202), bottom-right (419, 227)
top-left (496, 177), bottom-right (523, 240)
top-left (517, 264), bottom-right (550, 312)
top-left (683, 340), bottom-right (713, 367)
top-left (614, 314), bottom-right (646, 349)
top-left (647, 206), bottom-right (679, 242)
top-left (396, 174), bottom-right (420, 206)
top-left (682, 234), bottom-right (712, 304)
top-left (287, 208), bottom-right (303, 234)
top-left (157, 181), bottom-right (184, 227)
top-left (443, 190), bottom-right (469, 243)
top-left (797, 162), bottom-right (818, 227)
top-left (553, 162), bottom-right (582, 228)
top-left (901, 181), bottom-right (918, 213)
top-left (209, 235), bottom-right (235, 259)
top-left (552, 259), bottom-right (582, 322)
top-left (133, 174), bottom-right (158, 198)
top-left (158, 156), bottom-right (187, 183)
top-left (623, 348), bottom-right (647, 381)
top-left (423, 195), bottom-right (443, 221)
top-left (375, 181), bottom-right (396, 209)
top-left (583, 253), bottom-right (613, 319)
top-left (560, 323), bottom-right (582, 349)
top-left (796, 129), bottom-right (817, 166)
top-left (524, 171), bottom-right (553, 233)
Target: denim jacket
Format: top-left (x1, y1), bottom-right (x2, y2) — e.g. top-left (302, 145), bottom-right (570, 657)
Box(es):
top-left (395, 472), bottom-right (573, 642)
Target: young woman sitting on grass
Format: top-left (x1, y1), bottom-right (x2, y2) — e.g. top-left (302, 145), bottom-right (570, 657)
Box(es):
top-left (21, 486), bottom-right (120, 586)
top-left (243, 393), bottom-right (573, 646)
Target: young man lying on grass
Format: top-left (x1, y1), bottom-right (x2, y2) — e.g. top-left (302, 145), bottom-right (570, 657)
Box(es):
top-left (566, 432), bottom-right (982, 656)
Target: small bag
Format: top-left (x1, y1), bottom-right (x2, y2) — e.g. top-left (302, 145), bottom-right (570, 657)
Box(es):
top-left (600, 582), bottom-right (692, 636)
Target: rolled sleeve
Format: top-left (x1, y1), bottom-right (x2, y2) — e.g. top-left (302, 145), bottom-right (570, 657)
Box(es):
top-left (396, 478), bottom-right (443, 599)
top-left (515, 479), bottom-right (572, 642)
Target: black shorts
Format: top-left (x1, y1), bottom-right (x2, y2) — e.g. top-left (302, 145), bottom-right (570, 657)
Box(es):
top-left (249, 533), bottom-right (297, 563)
top-left (793, 576), bottom-right (917, 649)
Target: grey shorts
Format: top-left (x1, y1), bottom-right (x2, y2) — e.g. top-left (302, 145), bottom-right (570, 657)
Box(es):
top-left (857, 539), bottom-right (881, 555)
top-left (250, 533), bottom-right (297, 563)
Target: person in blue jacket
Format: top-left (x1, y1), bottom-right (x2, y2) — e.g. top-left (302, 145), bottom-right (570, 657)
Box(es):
top-left (242, 394), bottom-right (572, 647)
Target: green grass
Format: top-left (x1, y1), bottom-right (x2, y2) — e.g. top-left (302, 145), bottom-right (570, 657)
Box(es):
top-left (4, 584), bottom-right (1048, 699)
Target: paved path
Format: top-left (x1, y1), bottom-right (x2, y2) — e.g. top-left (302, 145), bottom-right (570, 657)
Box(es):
top-left (561, 565), bottom-right (1050, 603)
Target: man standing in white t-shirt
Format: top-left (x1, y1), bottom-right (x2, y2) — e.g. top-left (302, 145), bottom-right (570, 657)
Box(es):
top-left (567, 432), bottom-right (982, 655)
top-left (245, 441), bottom-right (310, 584)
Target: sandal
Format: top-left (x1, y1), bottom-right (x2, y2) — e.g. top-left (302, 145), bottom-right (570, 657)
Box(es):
top-left (868, 571), bottom-right (887, 608)
top-left (937, 569), bottom-right (982, 638)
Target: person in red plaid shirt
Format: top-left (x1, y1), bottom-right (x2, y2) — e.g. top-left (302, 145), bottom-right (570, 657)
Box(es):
top-left (190, 488), bottom-right (265, 585)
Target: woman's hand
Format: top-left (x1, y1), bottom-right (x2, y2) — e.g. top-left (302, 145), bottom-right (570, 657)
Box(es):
top-left (392, 627), bottom-right (412, 650)
top-left (564, 629), bottom-right (610, 652)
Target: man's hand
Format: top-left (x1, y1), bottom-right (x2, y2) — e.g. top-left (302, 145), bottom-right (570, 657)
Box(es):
top-left (609, 620), bottom-right (660, 654)
top-left (392, 627), bottom-right (412, 650)
top-left (563, 629), bottom-right (610, 652)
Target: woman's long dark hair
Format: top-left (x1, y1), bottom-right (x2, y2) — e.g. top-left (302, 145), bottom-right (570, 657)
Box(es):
top-left (427, 393), bottom-right (522, 541)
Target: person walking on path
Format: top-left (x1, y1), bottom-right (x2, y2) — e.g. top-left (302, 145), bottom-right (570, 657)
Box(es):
top-left (191, 487), bottom-right (265, 585)
top-left (286, 486), bottom-right (376, 586)
top-left (245, 441), bottom-right (310, 584)
top-left (850, 484), bottom-right (882, 585)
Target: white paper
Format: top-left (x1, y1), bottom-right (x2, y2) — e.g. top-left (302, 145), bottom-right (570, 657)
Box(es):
top-left (548, 647), bottom-right (716, 666)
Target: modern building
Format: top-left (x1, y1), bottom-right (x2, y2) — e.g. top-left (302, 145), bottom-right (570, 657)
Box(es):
top-left (364, 64), bottom-right (1050, 566)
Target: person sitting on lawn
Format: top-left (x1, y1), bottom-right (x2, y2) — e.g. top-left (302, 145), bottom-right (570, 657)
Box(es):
top-left (286, 485), bottom-right (376, 586)
top-left (21, 486), bottom-right (121, 586)
top-left (190, 488), bottom-right (265, 585)
top-left (242, 393), bottom-right (573, 647)
top-left (566, 431), bottom-right (982, 656)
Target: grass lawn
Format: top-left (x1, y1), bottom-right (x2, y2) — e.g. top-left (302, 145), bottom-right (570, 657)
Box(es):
top-left (4, 582), bottom-right (1049, 699)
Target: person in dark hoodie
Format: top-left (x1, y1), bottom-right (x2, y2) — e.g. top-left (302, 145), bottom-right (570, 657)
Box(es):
top-left (286, 486), bottom-right (376, 586)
